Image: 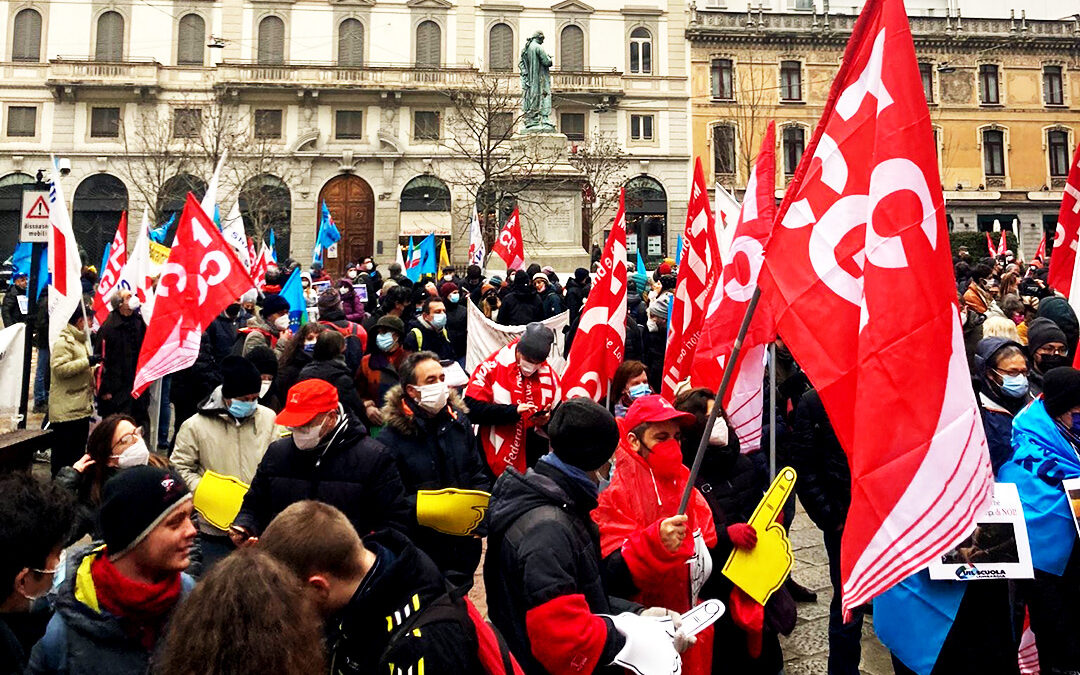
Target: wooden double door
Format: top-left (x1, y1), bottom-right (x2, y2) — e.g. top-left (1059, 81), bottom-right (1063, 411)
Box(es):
top-left (318, 175), bottom-right (375, 276)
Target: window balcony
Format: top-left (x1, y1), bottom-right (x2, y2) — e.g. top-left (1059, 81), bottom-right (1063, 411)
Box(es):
top-left (214, 61), bottom-right (482, 93)
top-left (46, 57), bottom-right (161, 100)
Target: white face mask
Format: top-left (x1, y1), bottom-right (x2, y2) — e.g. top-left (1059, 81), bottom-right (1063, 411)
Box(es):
top-left (291, 424), bottom-right (324, 450)
top-left (412, 381), bottom-right (449, 414)
top-left (116, 439), bottom-right (150, 469)
top-left (259, 380), bottom-right (272, 398)
top-left (126, 295), bottom-right (141, 311)
top-left (519, 360), bottom-right (540, 377)
top-left (274, 315), bottom-right (291, 331)
top-left (708, 419), bottom-right (729, 447)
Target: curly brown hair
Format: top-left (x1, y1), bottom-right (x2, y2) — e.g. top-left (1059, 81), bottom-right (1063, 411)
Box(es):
top-left (156, 547), bottom-right (326, 675)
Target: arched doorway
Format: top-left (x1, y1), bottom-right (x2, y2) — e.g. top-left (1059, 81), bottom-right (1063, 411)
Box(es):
top-left (624, 175), bottom-right (667, 265)
top-left (73, 174), bottom-right (128, 267)
top-left (319, 174), bottom-right (374, 276)
top-left (0, 172), bottom-right (36, 262)
top-left (239, 174), bottom-right (291, 263)
top-left (156, 173), bottom-right (208, 232)
top-left (399, 175), bottom-right (451, 259)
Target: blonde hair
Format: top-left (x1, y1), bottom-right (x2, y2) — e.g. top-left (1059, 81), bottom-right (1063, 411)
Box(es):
top-left (982, 315), bottom-right (1021, 343)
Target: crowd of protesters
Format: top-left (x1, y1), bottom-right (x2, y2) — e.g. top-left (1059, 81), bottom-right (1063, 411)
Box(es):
top-left (3, 240), bottom-right (1080, 675)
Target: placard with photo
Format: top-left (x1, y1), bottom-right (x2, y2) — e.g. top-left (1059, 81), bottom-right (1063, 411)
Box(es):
top-left (929, 482), bottom-right (1034, 581)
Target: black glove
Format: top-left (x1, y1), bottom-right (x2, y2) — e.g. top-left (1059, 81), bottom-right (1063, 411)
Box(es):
top-left (88, 355), bottom-right (102, 367)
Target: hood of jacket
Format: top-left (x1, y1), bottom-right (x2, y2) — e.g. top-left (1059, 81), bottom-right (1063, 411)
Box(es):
top-left (51, 545), bottom-right (130, 648)
top-left (380, 385), bottom-right (467, 437)
top-left (487, 464), bottom-right (591, 539)
top-left (344, 528), bottom-right (445, 625)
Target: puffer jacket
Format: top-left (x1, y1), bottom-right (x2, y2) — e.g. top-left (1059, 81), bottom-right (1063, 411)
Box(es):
top-left (338, 281), bottom-right (367, 323)
top-left (94, 310), bottom-right (145, 405)
top-left (378, 387), bottom-right (490, 584)
top-left (49, 323), bottom-right (94, 422)
top-left (788, 389), bottom-right (850, 533)
top-left (170, 386), bottom-right (279, 535)
top-left (298, 355), bottom-right (367, 420)
top-left (496, 284), bottom-right (543, 327)
top-left (232, 416), bottom-right (411, 537)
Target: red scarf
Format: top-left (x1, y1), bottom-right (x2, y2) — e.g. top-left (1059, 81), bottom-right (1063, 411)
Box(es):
top-left (90, 554), bottom-right (182, 651)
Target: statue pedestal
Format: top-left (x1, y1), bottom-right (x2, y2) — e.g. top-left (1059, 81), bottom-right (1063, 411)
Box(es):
top-left (503, 133), bottom-right (591, 272)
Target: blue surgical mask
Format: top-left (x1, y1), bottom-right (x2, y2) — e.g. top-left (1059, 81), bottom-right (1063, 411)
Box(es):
top-left (1072, 412), bottom-right (1080, 435)
top-left (376, 333), bottom-right (397, 352)
top-left (448, 293), bottom-right (461, 304)
top-left (628, 382), bottom-right (652, 400)
top-left (303, 341), bottom-right (316, 353)
top-left (432, 313), bottom-right (447, 330)
top-left (228, 399), bottom-right (257, 419)
top-left (998, 372), bottom-right (1029, 398)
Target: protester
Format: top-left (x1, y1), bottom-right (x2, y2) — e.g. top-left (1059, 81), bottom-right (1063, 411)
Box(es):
top-left (246, 345), bottom-right (282, 411)
top-left (533, 273), bottom-right (565, 319)
top-left (362, 284), bottom-right (411, 334)
top-left (229, 379), bottom-right (410, 542)
top-left (563, 268), bottom-right (591, 326)
top-left (403, 297), bottom-right (455, 360)
top-left (172, 356), bottom-right (278, 575)
top-left (379, 352), bottom-right (491, 587)
top-left (1, 272), bottom-right (27, 326)
top-left (643, 293), bottom-right (670, 391)
top-left (0, 474), bottom-right (75, 672)
top-left (497, 273), bottom-right (544, 326)
top-left (28, 466), bottom-right (197, 674)
top-left (1026, 316), bottom-right (1069, 396)
top-left (962, 263), bottom-right (996, 315)
top-left (298, 330), bottom-right (367, 420)
top-left (1038, 295), bottom-right (1080, 358)
top-left (460, 264), bottom-right (485, 305)
top-left (309, 261), bottom-right (330, 284)
top-left (336, 278), bottom-right (366, 323)
top-left (357, 315), bottom-right (409, 425)
top-left (275, 322), bottom-right (325, 397)
top-left (207, 301), bottom-right (243, 363)
top-left (465, 322), bottom-right (561, 475)
top-left (316, 288), bottom-right (367, 372)
top-left (610, 359), bottom-right (651, 417)
top-left (156, 548), bottom-right (325, 675)
top-left (48, 306), bottom-right (97, 477)
top-left (980, 314), bottom-right (1021, 343)
top-left (973, 337), bottom-right (1031, 472)
top-left (95, 290), bottom-right (149, 428)
top-left (439, 282), bottom-right (468, 361)
top-left (241, 294), bottom-right (291, 354)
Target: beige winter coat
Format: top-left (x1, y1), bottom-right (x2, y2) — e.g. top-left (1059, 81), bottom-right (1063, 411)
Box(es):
top-left (48, 323), bottom-right (94, 422)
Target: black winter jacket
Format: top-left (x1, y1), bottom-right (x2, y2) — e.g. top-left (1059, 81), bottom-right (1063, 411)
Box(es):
top-left (444, 301), bottom-right (468, 359)
top-left (788, 389), bottom-right (850, 533)
top-left (497, 287), bottom-right (543, 326)
top-left (205, 313), bottom-right (240, 363)
top-left (95, 311), bottom-right (145, 402)
top-left (2, 285), bottom-right (26, 326)
top-left (378, 387), bottom-right (491, 585)
top-left (403, 319), bottom-right (455, 360)
top-left (563, 278), bottom-right (589, 325)
top-left (233, 417), bottom-right (411, 537)
top-left (298, 356), bottom-right (367, 420)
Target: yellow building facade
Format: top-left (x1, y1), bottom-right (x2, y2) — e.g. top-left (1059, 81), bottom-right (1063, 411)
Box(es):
top-left (688, 8), bottom-right (1080, 256)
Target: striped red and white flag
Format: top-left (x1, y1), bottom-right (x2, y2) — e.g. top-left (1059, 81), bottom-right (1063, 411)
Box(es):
top-left (1018, 609), bottom-right (1039, 674)
top-left (46, 159), bottom-right (85, 348)
top-left (92, 212), bottom-right (128, 328)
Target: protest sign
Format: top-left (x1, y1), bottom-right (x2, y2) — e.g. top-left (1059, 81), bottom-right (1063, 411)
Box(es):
top-left (929, 482), bottom-right (1033, 581)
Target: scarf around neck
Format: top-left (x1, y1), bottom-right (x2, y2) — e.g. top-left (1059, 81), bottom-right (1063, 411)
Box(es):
top-left (90, 553), bottom-right (182, 651)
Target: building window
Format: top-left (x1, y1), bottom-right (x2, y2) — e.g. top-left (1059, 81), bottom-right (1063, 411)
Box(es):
top-left (560, 24), bottom-right (584, 71)
top-left (95, 11), bottom-right (124, 62)
top-left (983, 129), bottom-right (1005, 177)
top-left (415, 21), bottom-right (441, 68)
top-left (173, 108), bottom-right (201, 138)
top-left (90, 106), bottom-right (120, 138)
top-left (177, 14), bottom-right (205, 66)
top-left (561, 112), bottom-right (585, 141)
top-left (629, 27), bottom-right (652, 75)
top-left (1044, 66), bottom-right (1064, 106)
top-left (711, 59), bottom-right (734, 100)
top-left (783, 126), bottom-right (805, 176)
top-left (414, 111), bottom-right (440, 141)
top-left (979, 64), bottom-right (1000, 105)
top-left (1049, 130), bottom-right (1070, 177)
top-left (713, 125), bottom-right (735, 176)
top-left (338, 19), bottom-right (363, 67)
top-left (12, 9), bottom-right (42, 62)
top-left (257, 16), bottom-right (285, 65)
top-left (488, 23), bottom-right (513, 72)
top-left (792, 0), bottom-right (813, 8)
top-left (335, 110), bottom-right (363, 139)
top-left (7, 106), bottom-right (36, 137)
top-left (919, 62), bottom-right (934, 103)
top-left (254, 109), bottom-right (282, 139)
top-left (780, 60), bottom-right (802, 102)
top-left (489, 112), bottom-right (512, 144)
top-left (630, 114), bottom-right (654, 141)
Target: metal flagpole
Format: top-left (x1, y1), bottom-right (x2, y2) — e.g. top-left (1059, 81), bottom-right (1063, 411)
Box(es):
top-left (679, 286), bottom-right (762, 514)
top-left (769, 342), bottom-right (777, 481)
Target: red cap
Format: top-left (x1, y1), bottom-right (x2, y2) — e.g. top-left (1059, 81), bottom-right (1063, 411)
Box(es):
top-left (276, 379), bottom-right (339, 427)
top-left (622, 394), bottom-right (694, 431)
top-left (657, 263), bottom-right (672, 275)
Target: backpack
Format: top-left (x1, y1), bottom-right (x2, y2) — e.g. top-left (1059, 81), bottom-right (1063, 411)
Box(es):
top-left (409, 326), bottom-right (449, 352)
top-left (234, 326), bottom-right (276, 355)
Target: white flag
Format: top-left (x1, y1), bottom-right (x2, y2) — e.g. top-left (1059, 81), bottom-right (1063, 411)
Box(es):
top-left (115, 210), bottom-right (157, 325)
top-left (468, 206), bottom-right (486, 268)
top-left (46, 160), bottom-right (84, 348)
top-left (221, 201), bottom-right (250, 270)
top-left (200, 151), bottom-right (228, 221)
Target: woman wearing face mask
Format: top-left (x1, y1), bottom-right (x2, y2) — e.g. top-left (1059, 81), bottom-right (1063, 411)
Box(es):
top-left (378, 352), bottom-right (491, 588)
top-left (611, 360), bottom-right (652, 418)
top-left (357, 316), bottom-right (408, 428)
top-left (172, 356), bottom-right (280, 576)
top-left (275, 323), bottom-right (326, 399)
top-left (974, 338), bottom-right (1032, 472)
top-left (336, 278), bottom-right (367, 324)
top-left (1026, 317), bottom-right (1070, 397)
top-left (240, 294), bottom-right (292, 356)
top-left (438, 283), bottom-right (468, 362)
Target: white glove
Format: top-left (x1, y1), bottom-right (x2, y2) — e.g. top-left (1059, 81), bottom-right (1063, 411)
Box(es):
top-left (607, 611), bottom-right (682, 674)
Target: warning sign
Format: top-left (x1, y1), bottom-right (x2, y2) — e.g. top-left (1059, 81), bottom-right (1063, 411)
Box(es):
top-left (20, 191), bottom-right (49, 243)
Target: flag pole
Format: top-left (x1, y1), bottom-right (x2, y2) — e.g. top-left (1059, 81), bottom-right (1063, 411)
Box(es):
top-left (769, 342), bottom-right (777, 481)
top-left (678, 285), bottom-right (761, 513)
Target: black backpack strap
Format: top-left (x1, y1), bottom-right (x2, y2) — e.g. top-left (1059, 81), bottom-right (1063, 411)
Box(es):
top-left (378, 592), bottom-right (466, 666)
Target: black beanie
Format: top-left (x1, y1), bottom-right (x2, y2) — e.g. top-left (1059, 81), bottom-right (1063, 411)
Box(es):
top-left (246, 346), bottom-right (278, 379)
top-left (1027, 317), bottom-right (1068, 358)
top-left (517, 322), bottom-right (554, 362)
top-left (547, 398), bottom-right (620, 471)
top-left (221, 356), bottom-right (262, 398)
top-left (261, 294), bottom-right (290, 317)
top-left (1044, 368), bottom-right (1080, 417)
top-left (574, 268), bottom-right (590, 283)
top-left (100, 466), bottom-right (191, 559)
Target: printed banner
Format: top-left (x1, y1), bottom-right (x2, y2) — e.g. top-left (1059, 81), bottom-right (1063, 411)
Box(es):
top-left (465, 301), bottom-right (569, 376)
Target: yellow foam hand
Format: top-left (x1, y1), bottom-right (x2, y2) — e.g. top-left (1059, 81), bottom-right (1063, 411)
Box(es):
top-left (192, 471), bottom-right (250, 531)
top-left (721, 467), bottom-right (798, 605)
top-left (415, 488), bottom-right (491, 536)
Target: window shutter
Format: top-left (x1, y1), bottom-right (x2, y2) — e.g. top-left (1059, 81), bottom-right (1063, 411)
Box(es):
top-left (416, 21), bottom-right (441, 67)
top-left (95, 12), bottom-right (124, 62)
top-left (258, 16), bottom-right (285, 65)
top-left (177, 14), bottom-right (205, 66)
top-left (12, 9), bottom-right (42, 62)
top-left (560, 25), bottom-right (584, 71)
top-left (488, 23), bottom-right (512, 71)
top-left (338, 19), bottom-right (363, 67)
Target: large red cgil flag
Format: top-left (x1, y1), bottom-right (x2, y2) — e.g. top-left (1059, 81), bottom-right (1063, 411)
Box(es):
top-left (132, 193), bottom-right (255, 397)
top-left (562, 190), bottom-right (627, 402)
top-left (758, 0), bottom-right (992, 616)
top-left (491, 206), bottom-right (525, 270)
top-left (1048, 142), bottom-right (1080, 294)
top-left (92, 212), bottom-right (128, 328)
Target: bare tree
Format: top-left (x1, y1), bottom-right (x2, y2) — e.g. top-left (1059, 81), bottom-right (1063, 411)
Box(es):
top-left (568, 130), bottom-right (629, 248)
top-left (115, 103), bottom-right (199, 225)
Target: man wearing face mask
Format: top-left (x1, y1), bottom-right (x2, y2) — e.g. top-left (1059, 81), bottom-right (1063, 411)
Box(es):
top-left (95, 290), bottom-right (150, 428)
top-left (358, 316), bottom-right (409, 427)
top-left (378, 352), bottom-right (491, 587)
top-left (465, 322), bottom-right (563, 476)
top-left (404, 297), bottom-right (455, 361)
top-left (1026, 317), bottom-right (1070, 396)
top-left (438, 282), bottom-right (468, 361)
top-left (241, 294), bottom-right (291, 356)
top-left (230, 379), bottom-right (411, 544)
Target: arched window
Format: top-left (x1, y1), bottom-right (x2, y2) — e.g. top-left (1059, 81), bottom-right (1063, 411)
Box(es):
top-left (156, 174), bottom-right (208, 228)
top-left (782, 125), bottom-right (806, 176)
top-left (177, 14), bottom-right (205, 65)
top-left (415, 21), bottom-right (441, 68)
top-left (629, 27), bottom-right (651, 75)
top-left (400, 175), bottom-right (451, 212)
top-left (713, 124), bottom-right (736, 177)
top-left (0, 173), bottom-right (35, 261)
top-left (95, 11), bottom-right (124, 62)
top-left (73, 174), bottom-right (128, 266)
top-left (239, 174), bottom-right (291, 253)
top-left (624, 176), bottom-right (666, 263)
top-left (560, 25), bottom-right (584, 72)
top-left (983, 128), bottom-right (1006, 177)
top-left (488, 23), bottom-right (513, 72)
top-left (257, 16), bottom-right (285, 65)
top-left (12, 9), bottom-right (42, 62)
top-left (338, 19), bottom-right (363, 67)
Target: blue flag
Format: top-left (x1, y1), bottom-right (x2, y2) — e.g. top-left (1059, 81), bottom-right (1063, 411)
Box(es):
top-left (98, 241), bottom-right (112, 279)
top-left (12, 242), bottom-right (48, 302)
top-left (279, 268), bottom-right (308, 332)
top-left (875, 570), bottom-right (965, 675)
top-left (675, 233), bottom-right (684, 266)
top-left (150, 214), bottom-right (174, 245)
top-left (268, 228), bottom-right (278, 263)
top-left (313, 201), bottom-right (342, 265)
top-left (406, 236), bottom-right (421, 282)
top-left (418, 234), bottom-right (437, 276)
top-left (636, 247), bottom-right (646, 275)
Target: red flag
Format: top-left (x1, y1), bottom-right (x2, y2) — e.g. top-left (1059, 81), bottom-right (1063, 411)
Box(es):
top-left (998, 229), bottom-right (1008, 257)
top-left (660, 158), bottom-right (721, 398)
top-left (562, 190), bottom-right (627, 401)
top-left (251, 243), bottom-right (271, 290)
top-left (985, 232), bottom-right (998, 257)
top-left (246, 237), bottom-right (257, 272)
top-left (1048, 141), bottom-right (1080, 294)
top-left (133, 193), bottom-right (255, 397)
top-left (1034, 232), bottom-right (1047, 265)
top-left (692, 123), bottom-right (777, 452)
top-left (491, 206), bottom-right (525, 270)
top-left (758, 0), bottom-right (992, 616)
top-left (92, 212), bottom-right (128, 327)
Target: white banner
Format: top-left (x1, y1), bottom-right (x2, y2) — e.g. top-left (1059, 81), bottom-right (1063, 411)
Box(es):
top-left (466, 301), bottom-right (569, 376)
top-left (0, 324), bottom-right (26, 416)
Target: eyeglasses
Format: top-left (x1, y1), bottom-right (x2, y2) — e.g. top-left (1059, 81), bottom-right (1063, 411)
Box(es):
top-left (994, 367), bottom-right (1028, 378)
top-left (1037, 346), bottom-right (1069, 357)
top-left (30, 566), bottom-right (58, 576)
top-left (111, 427), bottom-right (144, 451)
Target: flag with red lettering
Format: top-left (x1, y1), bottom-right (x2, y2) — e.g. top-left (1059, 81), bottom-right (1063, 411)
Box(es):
top-left (692, 123), bottom-right (777, 452)
top-left (562, 190), bottom-right (627, 401)
top-left (491, 206), bottom-right (525, 270)
top-left (1034, 232), bottom-right (1047, 265)
top-left (133, 193), bottom-right (255, 397)
top-left (251, 242), bottom-right (271, 289)
top-left (999, 229), bottom-right (1008, 257)
top-left (93, 212), bottom-right (128, 328)
top-left (1048, 141), bottom-right (1080, 294)
top-left (47, 160), bottom-right (84, 348)
top-left (661, 158), bottom-right (721, 399)
top-left (758, 0), bottom-right (992, 616)
top-left (115, 210), bottom-right (157, 325)
top-left (985, 232), bottom-right (998, 257)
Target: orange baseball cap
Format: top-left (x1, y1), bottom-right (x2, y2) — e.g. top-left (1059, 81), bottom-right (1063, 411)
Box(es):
top-left (276, 379), bottom-right (339, 427)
